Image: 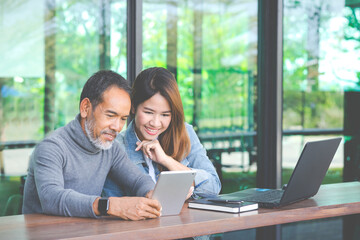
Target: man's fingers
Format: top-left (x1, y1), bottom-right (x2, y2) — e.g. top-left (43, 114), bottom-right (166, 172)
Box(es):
top-left (144, 203), bottom-right (162, 217)
top-left (125, 200), bottom-right (161, 220)
top-left (138, 206), bottom-right (161, 218)
top-left (108, 196), bottom-right (162, 220)
top-left (143, 198), bottom-right (162, 211)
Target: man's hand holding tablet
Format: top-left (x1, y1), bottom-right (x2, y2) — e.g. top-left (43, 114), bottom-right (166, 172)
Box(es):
top-left (151, 171), bottom-right (196, 216)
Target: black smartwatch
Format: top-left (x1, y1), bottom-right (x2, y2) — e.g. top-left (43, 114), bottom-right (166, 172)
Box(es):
top-left (98, 197), bottom-right (109, 216)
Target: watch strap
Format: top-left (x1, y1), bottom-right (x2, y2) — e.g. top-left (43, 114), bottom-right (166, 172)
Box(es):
top-left (98, 197), bottom-right (109, 216)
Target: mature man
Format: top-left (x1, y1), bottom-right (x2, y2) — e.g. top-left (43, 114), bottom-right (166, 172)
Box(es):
top-left (23, 70), bottom-right (161, 220)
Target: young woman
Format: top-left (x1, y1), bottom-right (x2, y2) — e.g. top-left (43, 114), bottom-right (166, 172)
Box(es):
top-left (103, 67), bottom-right (221, 199)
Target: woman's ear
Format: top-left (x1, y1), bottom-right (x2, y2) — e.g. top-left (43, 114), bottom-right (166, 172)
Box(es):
top-left (80, 98), bottom-right (91, 118)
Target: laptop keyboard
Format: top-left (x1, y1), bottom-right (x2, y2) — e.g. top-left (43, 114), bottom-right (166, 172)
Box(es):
top-left (240, 189), bottom-right (284, 203)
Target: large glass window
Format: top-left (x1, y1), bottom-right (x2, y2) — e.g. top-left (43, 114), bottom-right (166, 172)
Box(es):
top-left (0, 0), bottom-right (127, 177)
top-left (283, 0), bottom-right (360, 184)
top-left (2, 4), bottom-right (359, 237)
top-left (283, 1), bottom-right (360, 238)
top-left (142, 0), bottom-right (258, 194)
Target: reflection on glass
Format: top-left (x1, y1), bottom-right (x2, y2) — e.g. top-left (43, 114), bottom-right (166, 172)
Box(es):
top-left (283, 0), bottom-right (360, 130)
top-left (0, 0), bottom-right (127, 176)
top-left (283, 0), bottom-right (360, 180)
top-left (143, 1), bottom-right (257, 130)
top-left (142, 0), bottom-right (258, 196)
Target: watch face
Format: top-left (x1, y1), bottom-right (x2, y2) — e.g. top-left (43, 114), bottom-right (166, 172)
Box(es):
top-left (98, 198), bottom-right (109, 215)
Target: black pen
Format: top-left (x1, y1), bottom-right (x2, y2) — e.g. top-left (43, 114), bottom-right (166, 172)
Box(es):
top-left (208, 199), bottom-right (244, 204)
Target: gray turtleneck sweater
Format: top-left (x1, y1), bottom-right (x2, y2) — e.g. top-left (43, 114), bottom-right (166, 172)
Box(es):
top-left (22, 114), bottom-right (155, 218)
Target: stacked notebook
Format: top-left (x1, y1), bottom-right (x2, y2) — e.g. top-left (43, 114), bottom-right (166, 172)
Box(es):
top-left (188, 198), bottom-right (258, 213)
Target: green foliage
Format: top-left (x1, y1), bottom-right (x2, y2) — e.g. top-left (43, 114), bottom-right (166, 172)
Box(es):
top-left (199, 68), bottom-right (254, 131)
top-left (221, 171), bottom-right (256, 194)
top-left (282, 168), bottom-right (343, 185)
top-left (1, 1), bottom-right (357, 143)
top-left (221, 168), bottom-right (343, 194)
top-left (55, 1), bottom-right (102, 126)
top-left (283, 91), bottom-right (344, 129)
top-left (142, 3), bottom-right (257, 130)
top-left (1, 77), bottom-right (44, 140)
top-left (0, 176), bottom-right (22, 216)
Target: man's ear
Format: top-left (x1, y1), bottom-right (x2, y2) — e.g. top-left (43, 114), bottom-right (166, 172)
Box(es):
top-left (80, 98), bottom-right (91, 118)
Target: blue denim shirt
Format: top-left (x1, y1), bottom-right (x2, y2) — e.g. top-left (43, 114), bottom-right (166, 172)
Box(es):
top-left (103, 121), bottom-right (221, 199)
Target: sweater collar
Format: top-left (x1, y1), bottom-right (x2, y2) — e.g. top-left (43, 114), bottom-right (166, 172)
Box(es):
top-left (67, 114), bottom-right (102, 154)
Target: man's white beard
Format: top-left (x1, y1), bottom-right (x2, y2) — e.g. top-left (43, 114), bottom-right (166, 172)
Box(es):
top-left (84, 116), bottom-right (113, 150)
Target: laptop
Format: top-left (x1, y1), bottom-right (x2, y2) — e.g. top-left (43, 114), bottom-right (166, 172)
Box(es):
top-left (213, 137), bottom-right (342, 208)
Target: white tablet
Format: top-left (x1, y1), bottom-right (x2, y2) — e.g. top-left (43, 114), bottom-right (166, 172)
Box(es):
top-left (152, 170), bottom-right (196, 216)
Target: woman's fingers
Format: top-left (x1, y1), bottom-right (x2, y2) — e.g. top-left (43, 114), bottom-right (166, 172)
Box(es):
top-left (136, 140), bottom-right (158, 159)
top-left (135, 141), bottom-right (143, 151)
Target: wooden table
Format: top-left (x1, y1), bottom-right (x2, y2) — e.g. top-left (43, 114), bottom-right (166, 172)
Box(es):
top-left (1, 181), bottom-right (359, 240)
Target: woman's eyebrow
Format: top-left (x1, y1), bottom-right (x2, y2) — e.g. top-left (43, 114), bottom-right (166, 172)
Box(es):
top-left (143, 106), bottom-right (171, 113)
top-left (143, 107), bottom-right (154, 111)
